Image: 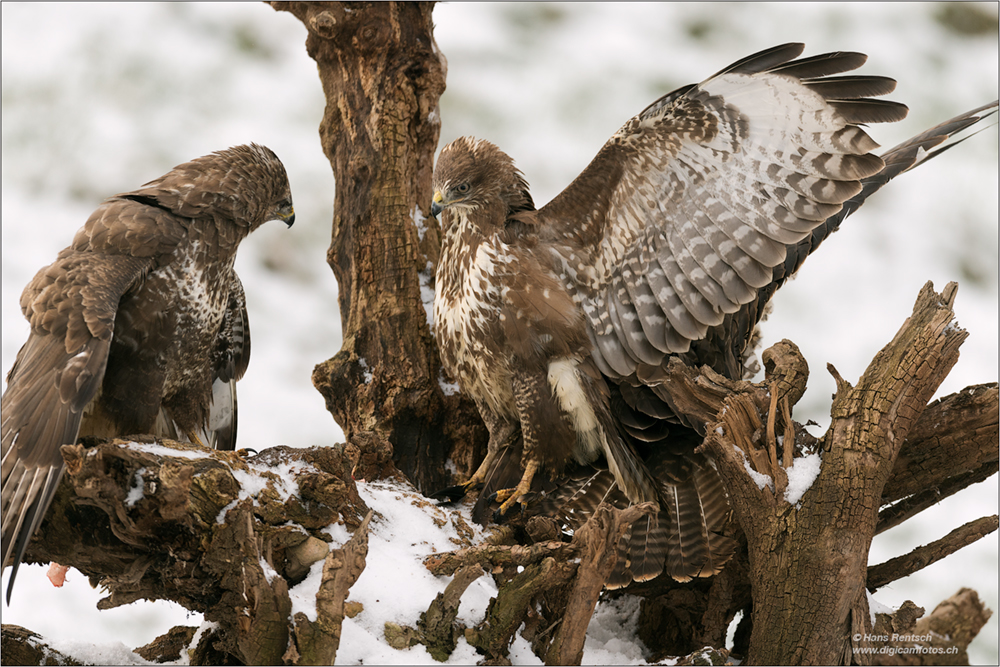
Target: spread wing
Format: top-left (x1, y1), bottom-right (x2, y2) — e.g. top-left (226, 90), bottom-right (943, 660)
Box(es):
top-left (534, 43), bottom-right (908, 378)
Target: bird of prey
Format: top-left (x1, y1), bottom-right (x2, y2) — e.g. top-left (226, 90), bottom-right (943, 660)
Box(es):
top-left (1, 144), bottom-right (295, 601)
top-left (430, 42), bottom-right (997, 587)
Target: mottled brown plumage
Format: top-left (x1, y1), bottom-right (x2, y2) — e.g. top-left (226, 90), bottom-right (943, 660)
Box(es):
top-left (1, 144), bottom-right (294, 600)
top-left (431, 43), bottom-right (997, 587)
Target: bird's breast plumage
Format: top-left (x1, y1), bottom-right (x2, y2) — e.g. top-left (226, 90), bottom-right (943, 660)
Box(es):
top-left (434, 212), bottom-right (516, 418)
top-left (153, 239), bottom-right (235, 396)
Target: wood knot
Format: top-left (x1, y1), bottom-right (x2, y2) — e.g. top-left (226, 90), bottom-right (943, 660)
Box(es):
top-left (309, 10), bottom-right (337, 37)
top-left (285, 536), bottom-right (331, 580)
top-left (352, 19), bottom-right (389, 53)
top-left (525, 516), bottom-right (561, 543)
top-left (762, 339), bottom-right (808, 408)
top-left (60, 443), bottom-right (87, 475)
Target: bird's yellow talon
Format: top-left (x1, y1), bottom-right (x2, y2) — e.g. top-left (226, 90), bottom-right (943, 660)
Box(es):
top-left (493, 488), bottom-right (515, 504)
top-left (497, 490), bottom-right (527, 516)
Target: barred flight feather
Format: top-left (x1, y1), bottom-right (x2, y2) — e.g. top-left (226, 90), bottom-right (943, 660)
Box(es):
top-left (431, 43), bottom-right (996, 587)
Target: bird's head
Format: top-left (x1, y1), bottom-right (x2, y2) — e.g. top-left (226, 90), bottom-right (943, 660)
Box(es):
top-left (128, 144), bottom-right (295, 232)
top-left (220, 144), bottom-right (295, 230)
top-left (431, 137), bottom-right (534, 227)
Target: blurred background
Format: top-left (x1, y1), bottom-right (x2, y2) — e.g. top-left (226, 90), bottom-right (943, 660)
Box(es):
top-left (2, 3), bottom-right (996, 662)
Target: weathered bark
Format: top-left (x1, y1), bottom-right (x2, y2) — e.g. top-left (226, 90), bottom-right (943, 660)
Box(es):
top-left (867, 589), bottom-right (994, 665)
top-left (424, 506), bottom-right (661, 664)
top-left (544, 503), bottom-right (657, 666)
top-left (465, 557), bottom-right (577, 662)
top-left (424, 539), bottom-right (578, 577)
top-left (881, 383), bottom-right (998, 506)
top-left (135, 626), bottom-right (198, 664)
top-left (701, 282), bottom-right (973, 665)
top-left (286, 510), bottom-right (374, 665)
top-left (9, 437), bottom-right (369, 665)
top-left (867, 515), bottom-right (999, 591)
top-left (383, 564), bottom-right (485, 659)
top-left (1, 625), bottom-right (82, 666)
top-left (876, 458), bottom-right (997, 534)
top-left (269, 1), bottom-right (487, 494)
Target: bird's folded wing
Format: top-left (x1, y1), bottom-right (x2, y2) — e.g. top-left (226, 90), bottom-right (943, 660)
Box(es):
top-left (1, 250), bottom-right (154, 593)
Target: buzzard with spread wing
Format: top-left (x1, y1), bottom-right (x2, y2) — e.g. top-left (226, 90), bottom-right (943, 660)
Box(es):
top-left (431, 43), bottom-right (997, 587)
top-left (1, 144), bottom-right (294, 600)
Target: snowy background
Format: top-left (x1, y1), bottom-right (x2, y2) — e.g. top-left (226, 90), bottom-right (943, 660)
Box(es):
top-left (2, 2), bottom-right (997, 664)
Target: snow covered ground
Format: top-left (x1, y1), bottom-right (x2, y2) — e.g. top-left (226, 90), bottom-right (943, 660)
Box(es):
top-left (2, 3), bottom-right (997, 664)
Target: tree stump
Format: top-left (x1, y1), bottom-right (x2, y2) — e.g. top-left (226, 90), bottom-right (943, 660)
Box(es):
top-left (270, 1), bottom-right (488, 494)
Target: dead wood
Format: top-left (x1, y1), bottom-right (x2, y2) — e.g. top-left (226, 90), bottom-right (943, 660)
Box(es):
top-left (418, 564), bottom-right (486, 660)
top-left (464, 557), bottom-right (578, 662)
top-left (867, 589), bottom-right (993, 665)
top-left (383, 564), bottom-right (486, 660)
top-left (545, 503), bottom-right (657, 665)
top-left (867, 515), bottom-right (999, 591)
top-left (1, 624), bottom-right (82, 666)
top-left (269, 1), bottom-right (489, 496)
top-left (424, 539), bottom-right (577, 577)
top-left (877, 460), bottom-right (998, 534)
top-left (881, 383), bottom-right (999, 506)
top-left (16, 437), bottom-right (369, 665)
top-left (286, 510), bottom-right (374, 665)
top-left (135, 626), bottom-right (198, 663)
top-left (699, 282), bottom-right (988, 665)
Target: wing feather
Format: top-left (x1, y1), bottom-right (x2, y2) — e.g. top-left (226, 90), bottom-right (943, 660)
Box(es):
top-left (2, 250), bottom-right (150, 601)
top-left (610, 272), bottom-right (663, 366)
top-left (767, 50), bottom-right (868, 78)
top-left (706, 99), bottom-right (999, 381)
top-left (801, 75), bottom-right (898, 101)
top-left (537, 44), bottom-right (909, 377)
top-left (663, 208), bottom-right (731, 322)
top-left (621, 247), bottom-right (672, 355)
top-left (207, 272), bottom-right (250, 451)
top-left (651, 230), bottom-right (711, 339)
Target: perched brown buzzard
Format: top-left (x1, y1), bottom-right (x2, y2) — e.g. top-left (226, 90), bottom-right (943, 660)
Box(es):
top-left (1, 144), bottom-right (294, 600)
top-left (431, 43), bottom-right (997, 587)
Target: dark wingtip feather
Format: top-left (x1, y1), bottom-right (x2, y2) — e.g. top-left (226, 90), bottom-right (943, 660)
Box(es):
top-left (803, 75), bottom-right (898, 100)
top-left (717, 43), bottom-right (805, 77)
top-left (5, 562), bottom-right (18, 604)
top-left (878, 100), bottom-right (998, 178)
top-left (429, 484), bottom-right (471, 504)
top-left (770, 51), bottom-right (869, 78)
top-left (830, 99), bottom-right (909, 124)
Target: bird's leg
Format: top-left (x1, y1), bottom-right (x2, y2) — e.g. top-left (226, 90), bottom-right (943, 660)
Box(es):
top-left (184, 429), bottom-right (208, 448)
top-left (463, 446), bottom-right (500, 491)
top-left (492, 371), bottom-right (574, 517)
top-left (464, 415), bottom-right (519, 489)
top-left (431, 416), bottom-right (518, 504)
top-left (494, 458), bottom-right (540, 515)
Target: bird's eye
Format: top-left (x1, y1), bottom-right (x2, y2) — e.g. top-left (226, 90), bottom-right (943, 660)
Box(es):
top-left (455, 183), bottom-right (470, 194)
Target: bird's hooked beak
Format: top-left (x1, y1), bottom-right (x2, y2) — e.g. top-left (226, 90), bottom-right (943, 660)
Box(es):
top-left (278, 205), bottom-right (295, 228)
top-left (431, 191), bottom-right (445, 218)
